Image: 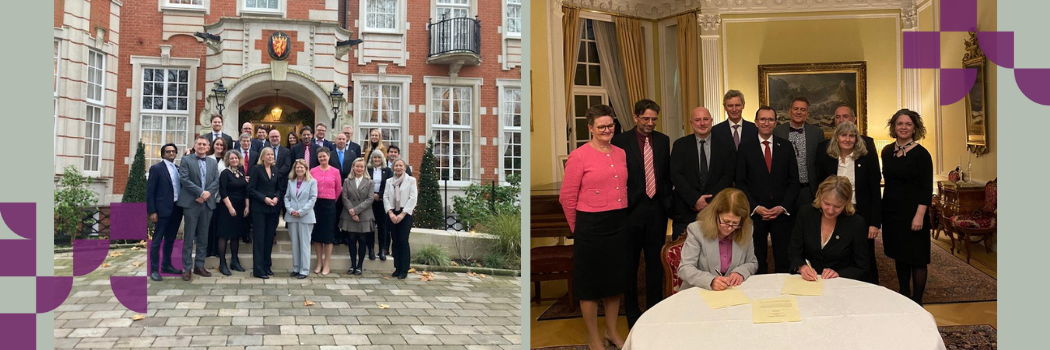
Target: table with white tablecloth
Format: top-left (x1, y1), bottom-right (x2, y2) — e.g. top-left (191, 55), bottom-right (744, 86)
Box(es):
top-left (623, 274), bottom-right (945, 350)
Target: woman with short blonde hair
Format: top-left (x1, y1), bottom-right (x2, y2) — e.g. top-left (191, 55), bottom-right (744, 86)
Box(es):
top-left (789, 176), bottom-right (872, 282)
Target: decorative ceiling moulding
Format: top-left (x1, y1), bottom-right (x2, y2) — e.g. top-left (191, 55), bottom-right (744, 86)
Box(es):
top-left (561, 0), bottom-right (912, 19)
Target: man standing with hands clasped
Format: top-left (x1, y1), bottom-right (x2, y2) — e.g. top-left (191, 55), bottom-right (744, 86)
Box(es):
top-left (670, 107), bottom-right (736, 240)
top-left (612, 99), bottom-right (672, 329)
top-left (177, 136), bottom-right (220, 281)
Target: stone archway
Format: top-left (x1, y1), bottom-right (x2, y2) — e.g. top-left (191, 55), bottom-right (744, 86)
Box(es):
top-left (211, 68), bottom-right (345, 139)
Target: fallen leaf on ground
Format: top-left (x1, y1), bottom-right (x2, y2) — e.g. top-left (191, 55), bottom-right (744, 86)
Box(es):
top-left (383, 277), bottom-right (389, 280)
top-left (379, 304), bottom-right (390, 309)
top-left (480, 274), bottom-right (487, 278)
top-left (131, 314), bottom-right (145, 321)
top-left (407, 268), bottom-right (416, 274)
top-left (109, 252), bottom-right (123, 257)
top-left (451, 261), bottom-right (459, 267)
top-left (131, 262), bottom-right (142, 267)
top-left (304, 300), bottom-right (315, 306)
top-left (467, 272), bottom-right (477, 277)
top-left (131, 246), bottom-right (141, 250)
top-left (101, 263), bottom-right (111, 268)
top-left (138, 240), bottom-right (147, 246)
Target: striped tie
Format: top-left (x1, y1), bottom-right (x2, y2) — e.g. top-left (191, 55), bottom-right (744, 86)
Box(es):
top-left (644, 137), bottom-right (656, 198)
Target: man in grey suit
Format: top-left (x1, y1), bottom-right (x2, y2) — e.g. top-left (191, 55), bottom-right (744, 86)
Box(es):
top-left (773, 97), bottom-right (824, 210)
top-left (177, 136), bottom-right (221, 281)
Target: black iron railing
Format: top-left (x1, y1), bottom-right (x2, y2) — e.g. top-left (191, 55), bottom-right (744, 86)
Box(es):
top-left (427, 16), bottom-right (481, 57)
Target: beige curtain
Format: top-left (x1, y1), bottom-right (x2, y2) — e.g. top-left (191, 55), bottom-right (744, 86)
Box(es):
top-left (615, 16), bottom-right (648, 123)
top-left (592, 20), bottom-right (633, 130)
top-left (676, 13), bottom-right (700, 135)
top-left (563, 7), bottom-right (582, 127)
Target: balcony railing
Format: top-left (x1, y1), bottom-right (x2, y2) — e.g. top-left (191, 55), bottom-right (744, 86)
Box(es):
top-left (427, 16), bottom-right (481, 58)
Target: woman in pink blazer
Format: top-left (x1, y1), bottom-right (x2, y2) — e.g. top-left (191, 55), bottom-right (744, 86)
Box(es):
top-left (559, 105), bottom-right (630, 350)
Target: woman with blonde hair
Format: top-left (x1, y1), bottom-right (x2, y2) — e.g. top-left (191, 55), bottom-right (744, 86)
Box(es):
top-left (340, 157), bottom-right (375, 275)
top-left (384, 158), bottom-right (417, 280)
top-left (247, 147), bottom-right (285, 279)
top-left (814, 121), bottom-right (882, 284)
top-left (285, 159), bottom-right (317, 279)
top-left (362, 128), bottom-right (387, 162)
top-left (678, 188), bottom-right (759, 291)
top-left (367, 149), bottom-right (393, 260)
top-left (789, 176), bottom-right (872, 281)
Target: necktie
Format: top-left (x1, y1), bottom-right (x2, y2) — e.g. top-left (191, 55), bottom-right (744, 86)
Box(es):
top-left (644, 137), bottom-right (656, 198)
top-left (791, 127), bottom-right (804, 133)
top-left (305, 146), bottom-right (311, 166)
top-left (198, 157), bottom-right (207, 185)
top-left (338, 150), bottom-right (344, 167)
top-left (763, 141), bottom-right (772, 172)
top-left (732, 125), bottom-right (741, 149)
top-left (699, 140), bottom-right (709, 182)
top-left (272, 145), bottom-right (278, 159)
top-left (243, 149), bottom-right (249, 174)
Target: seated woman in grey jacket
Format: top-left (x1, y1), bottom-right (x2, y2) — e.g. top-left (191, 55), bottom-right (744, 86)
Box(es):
top-left (678, 188), bottom-right (759, 291)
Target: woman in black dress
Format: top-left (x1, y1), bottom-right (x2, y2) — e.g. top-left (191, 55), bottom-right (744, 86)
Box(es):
top-left (247, 147), bottom-right (286, 279)
top-left (881, 109), bottom-right (933, 304)
top-left (366, 150), bottom-right (393, 260)
top-left (813, 121), bottom-right (882, 284)
top-left (207, 137), bottom-right (229, 258)
top-left (217, 151), bottom-right (249, 275)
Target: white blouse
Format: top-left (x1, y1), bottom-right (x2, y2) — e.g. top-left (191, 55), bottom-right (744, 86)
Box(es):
top-left (836, 155), bottom-right (858, 204)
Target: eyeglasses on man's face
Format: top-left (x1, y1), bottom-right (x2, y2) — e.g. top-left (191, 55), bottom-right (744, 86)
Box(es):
top-left (717, 216), bottom-right (741, 230)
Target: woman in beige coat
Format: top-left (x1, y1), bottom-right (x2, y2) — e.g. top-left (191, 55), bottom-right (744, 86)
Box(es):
top-left (340, 158), bottom-right (375, 275)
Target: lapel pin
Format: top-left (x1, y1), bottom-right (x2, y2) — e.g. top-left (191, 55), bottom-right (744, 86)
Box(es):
top-left (835, 235), bottom-right (840, 240)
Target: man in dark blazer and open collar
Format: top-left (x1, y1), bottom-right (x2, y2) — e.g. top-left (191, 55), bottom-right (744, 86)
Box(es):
top-left (670, 107), bottom-right (736, 240)
top-left (291, 126), bottom-right (321, 168)
top-left (147, 143), bottom-right (184, 281)
top-left (241, 122), bottom-right (265, 151)
top-left (611, 99), bottom-right (672, 329)
top-left (266, 130), bottom-right (292, 179)
top-left (177, 136), bottom-right (221, 281)
top-left (204, 115), bottom-right (235, 150)
top-left (773, 96), bottom-right (825, 205)
top-left (737, 106), bottom-right (800, 274)
top-left (712, 90), bottom-right (758, 151)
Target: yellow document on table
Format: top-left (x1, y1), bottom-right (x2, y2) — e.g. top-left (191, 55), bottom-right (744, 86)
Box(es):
top-left (781, 275), bottom-right (824, 296)
top-left (752, 296), bottom-right (802, 324)
top-left (697, 287), bottom-right (750, 310)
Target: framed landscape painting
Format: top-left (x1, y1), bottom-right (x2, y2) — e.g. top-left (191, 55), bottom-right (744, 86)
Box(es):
top-left (758, 61), bottom-right (868, 137)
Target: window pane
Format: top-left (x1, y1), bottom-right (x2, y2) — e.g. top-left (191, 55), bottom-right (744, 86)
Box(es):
top-left (588, 42), bottom-right (599, 64)
top-left (589, 65), bottom-right (601, 87)
top-left (574, 66), bottom-right (586, 86)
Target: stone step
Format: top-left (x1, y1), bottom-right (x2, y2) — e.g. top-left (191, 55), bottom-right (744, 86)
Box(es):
top-left (198, 253), bottom-right (397, 273)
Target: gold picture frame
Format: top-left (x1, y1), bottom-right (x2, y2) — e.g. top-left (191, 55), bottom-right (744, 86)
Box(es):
top-left (963, 32), bottom-right (989, 156)
top-left (758, 61), bottom-right (868, 137)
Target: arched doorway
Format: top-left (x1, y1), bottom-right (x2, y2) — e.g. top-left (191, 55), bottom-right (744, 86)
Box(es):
top-left (219, 69), bottom-right (345, 145)
top-left (239, 94), bottom-right (314, 147)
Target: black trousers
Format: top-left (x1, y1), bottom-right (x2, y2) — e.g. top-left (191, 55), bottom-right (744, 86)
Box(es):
top-left (251, 211), bottom-right (278, 275)
top-left (671, 220), bottom-right (691, 242)
top-left (624, 198), bottom-right (667, 327)
top-left (372, 201), bottom-right (389, 253)
top-left (390, 210), bottom-right (413, 275)
top-left (752, 217), bottom-right (793, 274)
top-left (149, 206), bottom-right (183, 273)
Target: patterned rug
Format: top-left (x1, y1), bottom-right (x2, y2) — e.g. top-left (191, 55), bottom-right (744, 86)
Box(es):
top-left (531, 324), bottom-right (996, 350)
top-left (537, 236), bottom-right (996, 320)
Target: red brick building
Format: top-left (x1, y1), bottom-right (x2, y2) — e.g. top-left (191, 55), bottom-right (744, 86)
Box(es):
top-left (54, 0), bottom-right (522, 210)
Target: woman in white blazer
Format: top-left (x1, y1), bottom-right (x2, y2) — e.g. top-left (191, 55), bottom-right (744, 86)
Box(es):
top-left (284, 159), bottom-right (318, 279)
top-left (383, 158), bottom-right (417, 279)
top-left (678, 188), bottom-right (759, 291)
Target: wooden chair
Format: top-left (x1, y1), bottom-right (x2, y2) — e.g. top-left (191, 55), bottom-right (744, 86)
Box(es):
top-left (929, 192), bottom-right (943, 239)
top-left (946, 178), bottom-right (997, 263)
top-left (530, 194), bottom-right (574, 306)
top-left (660, 231), bottom-right (689, 299)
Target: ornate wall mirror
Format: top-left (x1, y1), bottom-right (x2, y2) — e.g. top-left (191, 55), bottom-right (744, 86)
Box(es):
top-left (963, 31), bottom-right (989, 156)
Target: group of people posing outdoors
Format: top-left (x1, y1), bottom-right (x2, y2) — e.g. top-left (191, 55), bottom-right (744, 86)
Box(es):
top-left (560, 91), bottom-right (932, 350)
top-left (146, 116), bottom-right (419, 283)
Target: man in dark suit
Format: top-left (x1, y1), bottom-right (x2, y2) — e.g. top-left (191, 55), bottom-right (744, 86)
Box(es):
top-left (241, 122), bottom-right (265, 150)
top-left (177, 136), bottom-right (221, 281)
top-left (817, 104), bottom-right (878, 165)
top-left (773, 97), bottom-right (825, 207)
top-left (670, 107), bottom-right (736, 240)
top-left (386, 145), bottom-right (413, 176)
top-left (147, 143), bottom-right (184, 281)
top-left (313, 123), bottom-right (336, 151)
top-left (291, 126), bottom-right (321, 168)
top-left (737, 106), bottom-right (800, 274)
top-left (235, 133), bottom-right (260, 175)
top-left (712, 90), bottom-right (758, 150)
top-left (330, 132), bottom-right (358, 180)
top-left (342, 125), bottom-right (363, 160)
top-left (611, 99), bottom-right (672, 329)
top-left (204, 115), bottom-right (234, 150)
top-left (266, 130), bottom-right (292, 179)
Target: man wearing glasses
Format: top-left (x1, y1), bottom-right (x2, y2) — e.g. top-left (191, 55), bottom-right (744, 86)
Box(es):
top-left (177, 136), bottom-right (221, 281)
top-left (736, 106), bottom-right (800, 275)
top-left (147, 143), bottom-right (184, 281)
top-left (611, 99), bottom-right (672, 329)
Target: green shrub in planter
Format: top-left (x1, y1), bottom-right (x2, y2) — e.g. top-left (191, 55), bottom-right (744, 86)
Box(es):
top-left (482, 252), bottom-right (512, 270)
top-left (475, 209), bottom-right (521, 266)
top-left (451, 173), bottom-right (520, 230)
top-left (412, 244), bottom-right (451, 267)
top-left (54, 165), bottom-right (99, 241)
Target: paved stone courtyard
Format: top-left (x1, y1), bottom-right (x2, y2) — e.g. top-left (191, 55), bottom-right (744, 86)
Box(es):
top-left (52, 247), bottom-right (522, 349)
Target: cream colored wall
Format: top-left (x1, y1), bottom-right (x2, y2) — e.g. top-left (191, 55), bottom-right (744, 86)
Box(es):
top-left (531, 0), bottom-right (555, 186)
top-left (722, 11), bottom-right (901, 142)
top-left (919, 3), bottom-right (939, 174)
top-left (936, 0), bottom-right (997, 182)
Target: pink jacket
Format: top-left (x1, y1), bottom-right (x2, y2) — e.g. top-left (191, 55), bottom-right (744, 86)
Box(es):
top-left (559, 143), bottom-right (629, 232)
top-left (310, 166), bottom-right (343, 200)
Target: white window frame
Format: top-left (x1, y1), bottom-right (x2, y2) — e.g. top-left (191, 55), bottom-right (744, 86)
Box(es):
top-left (423, 76), bottom-right (482, 187)
top-left (361, 0), bottom-right (403, 34)
top-left (352, 74), bottom-right (412, 161)
top-left (141, 67), bottom-right (191, 113)
top-left (86, 50), bottom-right (105, 105)
top-left (54, 38), bottom-right (61, 156)
top-left (83, 105), bottom-right (103, 175)
top-left (239, 0), bottom-right (284, 17)
top-left (496, 79), bottom-right (522, 184)
top-left (430, 0), bottom-right (476, 22)
top-left (570, 89), bottom-right (609, 151)
top-left (159, 0), bottom-right (208, 12)
top-left (504, 0), bottom-right (522, 38)
top-left (129, 55), bottom-right (200, 171)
